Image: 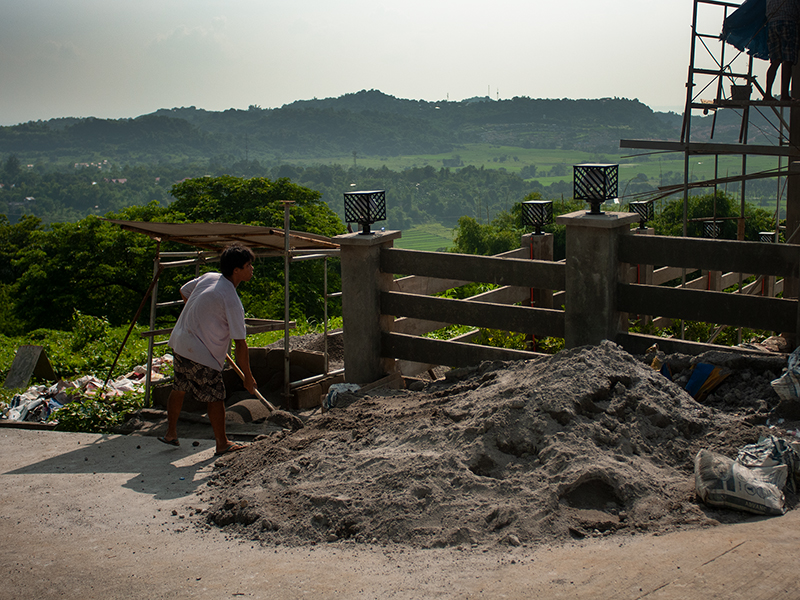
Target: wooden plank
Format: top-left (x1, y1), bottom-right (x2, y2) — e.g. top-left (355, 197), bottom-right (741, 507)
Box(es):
top-left (653, 266), bottom-right (690, 286)
top-left (141, 321), bottom-right (296, 338)
top-left (382, 332), bottom-right (544, 368)
top-left (616, 332), bottom-right (777, 357)
top-left (396, 330), bottom-right (481, 376)
top-left (393, 276), bottom-right (470, 295)
top-left (617, 283), bottom-right (796, 332)
top-left (619, 234), bottom-right (800, 278)
top-left (381, 291), bottom-right (565, 337)
top-left (392, 247), bottom-right (531, 294)
top-left (381, 248), bottom-right (566, 290)
top-left (4, 346), bottom-right (57, 389)
top-left (392, 286), bottom-right (530, 336)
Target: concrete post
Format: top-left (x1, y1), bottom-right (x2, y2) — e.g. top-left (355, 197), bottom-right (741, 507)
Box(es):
top-left (336, 230), bottom-right (401, 384)
top-left (556, 210), bottom-right (640, 348)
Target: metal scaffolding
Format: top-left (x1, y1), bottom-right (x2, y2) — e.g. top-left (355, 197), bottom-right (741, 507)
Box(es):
top-left (621, 0), bottom-right (799, 243)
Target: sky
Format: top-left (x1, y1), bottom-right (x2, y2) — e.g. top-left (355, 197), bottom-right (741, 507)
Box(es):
top-left (0, 0), bottom-right (749, 126)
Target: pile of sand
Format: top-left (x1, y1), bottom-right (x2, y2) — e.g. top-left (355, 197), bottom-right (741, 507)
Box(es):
top-left (198, 340), bottom-right (794, 547)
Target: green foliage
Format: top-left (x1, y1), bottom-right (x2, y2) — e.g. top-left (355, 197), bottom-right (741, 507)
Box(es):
top-left (652, 190), bottom-right (775, 241)
top-left (0, 175), bottom-right (346, 334)
top-left (473, 329), bottom-right (527, 350)
top-left (423, 324), bottom-right (476, 340)
top-left (168, 175), bottom-right (343, 236)
top-left (0, 93), bottom-right (676, 166)
top-left (534, 336), bottom-right (565, 354)
top-left (0, 313), bottom-right (163, 384)
top-left (628, 318), bottom-right (769, 347)
top-left (50, 391), bottom-right (145, 433)
top-left (451, 213), bottom-right (522, 256)
top-left (11, 215), bottom-right (157, 330)
top-left (166, 175), bottom-right (346, 324)
top-left (70, 310), bottom-right (110, 352)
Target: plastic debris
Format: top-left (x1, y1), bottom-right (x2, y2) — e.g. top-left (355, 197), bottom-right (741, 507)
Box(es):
top-left (324, 383), bottom-right (361, 409)
top-left (771, 346), bottom-right (800, 401)
top-left (684, 362), bottom-right (730, 401)
top-left (1, 355), bottom-right (173, 424)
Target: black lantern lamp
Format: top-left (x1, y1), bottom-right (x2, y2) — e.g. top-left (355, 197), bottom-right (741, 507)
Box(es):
top-left (629, 199), bottom-right (655, 230)
top-left (703, 220), bottom-right (721, 239)
top-left (759, 231), bottom-right (776, 243)
top-left (521, 200), bottom-right (554, 235)
top-left (573, 164), bottom-right (619, 215)
top-left (344, 189), bottom-right (386, 235)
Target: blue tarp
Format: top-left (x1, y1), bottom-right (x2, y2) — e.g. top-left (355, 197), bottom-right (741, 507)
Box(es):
top-left (721, 0), bottom-right (769, 61)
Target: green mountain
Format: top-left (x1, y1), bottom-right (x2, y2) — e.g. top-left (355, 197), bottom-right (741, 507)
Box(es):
top-left (0, 90), bottom-right (682, 164)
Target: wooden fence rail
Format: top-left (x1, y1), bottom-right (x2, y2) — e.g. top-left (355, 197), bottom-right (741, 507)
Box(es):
top-left (337, 214), bottom-right (800, 385)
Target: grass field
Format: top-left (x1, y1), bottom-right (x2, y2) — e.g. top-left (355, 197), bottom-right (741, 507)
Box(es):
top-left (290, 143), bottom-right (784, 199)
top-left (393, 223), bottom-right (454, 251)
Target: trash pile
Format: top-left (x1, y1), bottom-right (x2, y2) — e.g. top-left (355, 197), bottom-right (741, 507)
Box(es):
top-left (1, 355), bottom-right (173, 424)
top-left (690, 346), bottom-right (800, 516)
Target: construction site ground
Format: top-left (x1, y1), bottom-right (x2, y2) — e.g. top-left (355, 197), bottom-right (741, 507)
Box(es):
top-left (1, 427), bottom-right (795, 600)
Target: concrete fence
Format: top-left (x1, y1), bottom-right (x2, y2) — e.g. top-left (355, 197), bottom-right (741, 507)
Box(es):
top-left (336, 210), bottom-right (800, 385)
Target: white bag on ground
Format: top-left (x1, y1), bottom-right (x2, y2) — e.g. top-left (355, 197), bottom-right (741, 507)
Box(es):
top-left (694, 449), bottom-right (786, 516)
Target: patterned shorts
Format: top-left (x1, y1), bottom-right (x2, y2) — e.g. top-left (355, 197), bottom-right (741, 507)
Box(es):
top-left (769, 20), bottom-right (799, 64)
top-left (173, 353), bottom-right (226, 404)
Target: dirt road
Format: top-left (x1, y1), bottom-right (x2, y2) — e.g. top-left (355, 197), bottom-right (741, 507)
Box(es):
top-left (1, 426), bottom-right (796, 599)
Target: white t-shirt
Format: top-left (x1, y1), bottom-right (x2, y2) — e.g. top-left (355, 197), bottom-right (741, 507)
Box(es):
top-left (168, 272), bottom-right (246, 371)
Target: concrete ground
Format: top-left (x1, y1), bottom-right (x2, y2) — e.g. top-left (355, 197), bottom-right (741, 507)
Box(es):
top-left (0, 426), bottom-right (796, 600)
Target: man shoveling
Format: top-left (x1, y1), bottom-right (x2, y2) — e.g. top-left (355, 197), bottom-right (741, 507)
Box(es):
top-left (158, 243), bottom-right (257, 456)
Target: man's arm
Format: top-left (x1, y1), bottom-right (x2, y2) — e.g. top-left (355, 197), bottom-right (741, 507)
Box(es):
top-left (233, 338), bottom-right (257, 394)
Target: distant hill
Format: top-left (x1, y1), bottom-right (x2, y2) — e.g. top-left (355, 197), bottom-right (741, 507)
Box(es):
top-left (0, 90), bottom-right (685, 164)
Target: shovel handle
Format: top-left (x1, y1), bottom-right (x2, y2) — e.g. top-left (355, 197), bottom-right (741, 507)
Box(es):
top-left (225, 352), bottom-right (276, 412)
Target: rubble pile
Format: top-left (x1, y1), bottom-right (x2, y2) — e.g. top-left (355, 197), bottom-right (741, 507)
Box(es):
top-left (198, 341), bottom-right (795, 548)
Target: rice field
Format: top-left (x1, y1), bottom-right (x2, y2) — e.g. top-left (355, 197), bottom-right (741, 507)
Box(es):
top-left (393, 224), bottom-right (454, 252)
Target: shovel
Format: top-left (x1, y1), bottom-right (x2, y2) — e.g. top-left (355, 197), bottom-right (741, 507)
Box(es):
top-left (226, 353), bottom-right (304, 430)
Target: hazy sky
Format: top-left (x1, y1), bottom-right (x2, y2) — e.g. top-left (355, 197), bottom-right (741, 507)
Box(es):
top-left (0, 0), bottom-right (749, 126)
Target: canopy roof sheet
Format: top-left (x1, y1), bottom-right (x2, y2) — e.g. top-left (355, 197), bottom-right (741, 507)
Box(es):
top-left (105, 219), bottom-right (339, 252)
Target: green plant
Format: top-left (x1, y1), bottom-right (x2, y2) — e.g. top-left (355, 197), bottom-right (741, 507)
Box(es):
top-left (50, 390), bottom-right (144, 433)
top-left (533, 336), bottom-right (565, 354)
top-left (473, 329), bottom-right (527, 350)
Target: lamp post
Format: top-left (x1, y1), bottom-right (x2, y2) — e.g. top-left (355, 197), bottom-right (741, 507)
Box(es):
top-left (521, 200), bottom-right (554, 235)
top-left (573, 164), bottom-right (619, 215)
top-left (703, 220), bottom-right (721, 239)
top-left (344, 190), bottom-right (386, 235)
top-left (629, 199), bottom-right (655, 230)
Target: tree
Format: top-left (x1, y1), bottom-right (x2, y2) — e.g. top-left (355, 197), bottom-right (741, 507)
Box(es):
top-left (653, 191), bottom-right (775, 241)
top-left (451, 212), bottom-right (521, 256)
top-left (12, 216), bottom-right (157, 330)
top-left (168, 175), bottom-right (346, 322)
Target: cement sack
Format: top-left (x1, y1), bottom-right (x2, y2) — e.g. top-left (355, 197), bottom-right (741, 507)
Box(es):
top-left (694, 449), bottom-right (786, 516)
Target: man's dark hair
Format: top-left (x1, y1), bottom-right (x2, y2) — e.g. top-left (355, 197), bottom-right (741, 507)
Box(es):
top-left (220, 244), bottom-right (255, 277)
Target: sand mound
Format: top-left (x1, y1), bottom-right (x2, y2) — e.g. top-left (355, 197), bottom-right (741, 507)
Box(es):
top-left (199, 340), bottom-right (788, 547)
